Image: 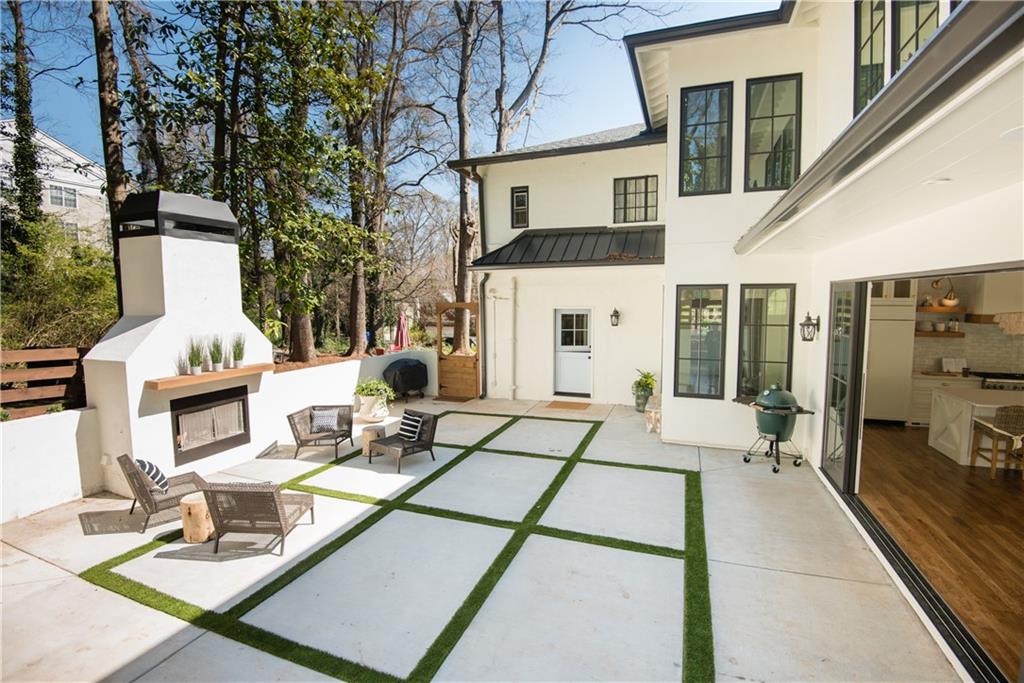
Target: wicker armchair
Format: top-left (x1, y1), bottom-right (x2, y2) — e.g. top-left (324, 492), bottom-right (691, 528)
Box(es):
top-left (117, 455), bottom-right (208, 533)
top-left (287, 405), bottom-right (354, 459)
top-left (367, 410), bottom-right (438, 473)
top-left (201, 482), bottom-right (315, 555)
top-left (970, 405), bottom-right (1024, 478)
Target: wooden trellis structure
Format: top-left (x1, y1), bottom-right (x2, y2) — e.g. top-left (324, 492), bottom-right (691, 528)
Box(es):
top-left (436, 302), bottom-right (480, 401)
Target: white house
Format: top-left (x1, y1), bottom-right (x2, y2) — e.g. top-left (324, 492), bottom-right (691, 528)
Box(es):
top-left (453, 2), bottom-right (1023, 678)
top-left (0, 120), bottom-right (111, 249)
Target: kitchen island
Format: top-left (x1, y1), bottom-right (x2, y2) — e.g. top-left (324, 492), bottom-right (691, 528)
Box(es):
top-left (928, 387), bottom-right (1024, 466)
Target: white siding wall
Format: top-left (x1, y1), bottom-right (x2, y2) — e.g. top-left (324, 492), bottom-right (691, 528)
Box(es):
top-left (482, 266), bottom-right (664, 405)
top-left (479, 143), bottom-right (666, 251)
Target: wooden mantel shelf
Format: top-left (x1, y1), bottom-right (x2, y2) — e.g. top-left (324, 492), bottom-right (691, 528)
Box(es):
top-left (144, 363), bottom-right (275, 391)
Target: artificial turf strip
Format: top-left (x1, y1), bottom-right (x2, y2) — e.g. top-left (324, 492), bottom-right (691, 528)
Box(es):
top-left (683, 471), bottom-right (714, 683)
top-left (577, 457), bottom-right (695, 476)
top-left (476, 446), bottom-right (568, 461)
top-left (532, 524), bottom-right (686, 560)
top-left (288, 483), bottom-right (388, 506)
top-left (397, 502), bottom-right (519, 531)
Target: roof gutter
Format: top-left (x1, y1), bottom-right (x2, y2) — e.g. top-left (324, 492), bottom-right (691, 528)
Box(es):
top-left (447, 131), bottom-right (666, 170)
top-left (734, 0), bottom-right (1024, 255)
top-left (624, 1), bottom-right (796, 133)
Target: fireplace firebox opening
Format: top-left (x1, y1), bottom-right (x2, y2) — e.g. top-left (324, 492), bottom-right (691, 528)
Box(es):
top-left (170, 385), bottom-right (250, 466)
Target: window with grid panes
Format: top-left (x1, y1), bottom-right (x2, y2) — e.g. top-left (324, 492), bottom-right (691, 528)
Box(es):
top-left (511, 186), bottom-right (529, 228)
top-left (613, 175), bottom-right (657, 223)
top-left (745, 74), bottom-right (801, 191)
top-left (680, 83), bottom-right (732, 195)
top-left (855, 1), bottom-right (885, 114)
top-left (674, 285), bottom-right (727, 398)
top-left (737, 285), bottom-right (795, 397)
top-left (892, 1), bottom-right (939, 75)
top-left (49, 184), bottom-right (77, 208)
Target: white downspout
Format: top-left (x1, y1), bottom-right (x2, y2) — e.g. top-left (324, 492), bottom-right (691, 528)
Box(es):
top-left (510, 275), bottom-right (518, 399)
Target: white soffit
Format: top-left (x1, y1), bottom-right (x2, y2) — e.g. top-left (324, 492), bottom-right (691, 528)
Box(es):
top-left (748, 52), bottom-right (1024, 254)
top-left (637, 47), bottom-right (670, 130)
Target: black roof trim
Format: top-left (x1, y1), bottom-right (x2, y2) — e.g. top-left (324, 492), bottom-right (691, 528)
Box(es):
top-left (625, 1), bottom-right (796, 131)
top-left (471, 225), bottom-right (665, 271)
top-left (735, 0), bottom-right (1024, 254)
top-left (448, 129), bottom-right (665, 170)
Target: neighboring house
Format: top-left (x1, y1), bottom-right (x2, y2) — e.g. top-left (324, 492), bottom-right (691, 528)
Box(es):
top-left (453, 2), bottom-right (1023, 678)
top-left (0, 120), bottom-right (110, 250)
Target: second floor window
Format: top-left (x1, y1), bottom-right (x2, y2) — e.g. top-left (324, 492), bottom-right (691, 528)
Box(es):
top-left (855, 0), bottom-right (885, 114)
top-left (893, 0), bottom-right (939, 75)
top-left (745, 74), bottom-right (801, 192)
top-left (49, 184), bottom-right (77, 208)
top-left (613, 175), bottom-right (657, 223)
top-left (511, 186), bottom-right (529, 228)
top-left (680, 83), bottom-right (732, 195)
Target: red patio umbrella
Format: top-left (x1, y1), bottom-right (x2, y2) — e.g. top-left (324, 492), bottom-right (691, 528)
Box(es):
top-left (392, 311), bottom-right (410, 351)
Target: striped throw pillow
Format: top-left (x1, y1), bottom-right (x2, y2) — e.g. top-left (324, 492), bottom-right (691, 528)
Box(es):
top-left (136, 459), bottom-right (169, 493)
top-left (398, 412), bottom-right (423, 441)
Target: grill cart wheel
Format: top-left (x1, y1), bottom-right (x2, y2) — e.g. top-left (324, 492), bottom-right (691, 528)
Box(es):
top-left (772, 464), bottom-right (780, 473)
top-left (743, 454), bottom-right (751, 463)
top-left (794, 459), bottom-right (803, 467)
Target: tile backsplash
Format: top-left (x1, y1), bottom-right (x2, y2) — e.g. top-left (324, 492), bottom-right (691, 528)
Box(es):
top-left (914, 322), bottom-right (1024, 373)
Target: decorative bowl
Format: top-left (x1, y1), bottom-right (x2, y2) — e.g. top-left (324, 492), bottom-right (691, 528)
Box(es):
top-left (934, 322), bottom-right (947, 332)
top-left (941, 297), bottom-right (960, 307)
top-left (916, 321), bottom-right (934, 331)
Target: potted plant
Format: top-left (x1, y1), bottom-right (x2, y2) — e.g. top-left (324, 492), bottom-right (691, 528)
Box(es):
top-left (176, 353), bottom-right (189, 376)
top-left (231, 333), bottom-right (246, 368)
top-left (632, 369), bottom-right (656, 412)
top-left (355, 378), bottom-right (395, 423)
top-left (187, 337), bottom-right (205, 375)
top-left (209, 335), bottom-right (225, 372)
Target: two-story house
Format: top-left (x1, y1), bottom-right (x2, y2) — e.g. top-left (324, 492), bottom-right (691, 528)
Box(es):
top-left (452, 2), bottom-right (1023, 680)
top-left (0, 121), bottom-right (110, 249)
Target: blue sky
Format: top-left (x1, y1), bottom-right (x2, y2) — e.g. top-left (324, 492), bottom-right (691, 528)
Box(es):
top-left (28, 1), bottom-right (779, 166)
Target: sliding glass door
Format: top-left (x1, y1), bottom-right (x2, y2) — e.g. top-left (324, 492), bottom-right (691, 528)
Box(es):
top-left (821, 281), bottom-right (867, 492)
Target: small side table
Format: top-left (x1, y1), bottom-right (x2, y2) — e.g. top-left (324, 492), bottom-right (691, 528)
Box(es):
top-left (362, 425), bottom-right (387, 457)
top-left (180, 492), bottom-right (215, 544)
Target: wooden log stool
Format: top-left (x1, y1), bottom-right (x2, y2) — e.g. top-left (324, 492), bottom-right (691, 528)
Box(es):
top-left (180, 492), bottom-right (215, 543)
top-left (362, 425), bottom-right (388, 457)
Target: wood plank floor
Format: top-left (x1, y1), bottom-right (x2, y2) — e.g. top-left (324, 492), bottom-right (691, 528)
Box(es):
top-left (859, 423), bottom-right (1023, 680)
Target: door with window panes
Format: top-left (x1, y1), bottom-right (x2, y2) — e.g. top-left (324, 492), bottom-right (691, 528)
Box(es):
top-left (554, 309), bottom-right (592, 396)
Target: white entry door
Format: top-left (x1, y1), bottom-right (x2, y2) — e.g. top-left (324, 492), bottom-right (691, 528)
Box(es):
top-left (554, 309), bottom-right (592, 396)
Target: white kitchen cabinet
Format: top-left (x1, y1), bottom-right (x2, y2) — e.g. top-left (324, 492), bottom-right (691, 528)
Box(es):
top-left (869, 279), bottom-right (918, 305)
top-left (928, 387), bottom-right (1024, 465)
top-left (908, 374), bottom-right (983, 426)
top-left (865, 319), bottom-right (915, 421)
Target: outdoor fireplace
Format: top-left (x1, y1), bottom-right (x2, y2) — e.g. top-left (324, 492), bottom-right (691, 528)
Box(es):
top-left (170, 386), bottom-right (250, 466)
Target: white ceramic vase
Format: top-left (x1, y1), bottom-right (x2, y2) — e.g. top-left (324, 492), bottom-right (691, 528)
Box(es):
top-left (190, 365), bottom-right (203, 376)
top-left (358, 396), bottom-right (389, 423)
top-left (212, 362), bottom-right (224, 372)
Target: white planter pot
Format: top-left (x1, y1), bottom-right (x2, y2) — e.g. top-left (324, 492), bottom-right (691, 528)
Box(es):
top-left (358, 396), bottom-right (389, 423)
top-left (190, 366), bottom-right (203, 376)
top-left (225, 357), bottom-right (234, 370)
top-left (212, 362), bottom-right (224, 372)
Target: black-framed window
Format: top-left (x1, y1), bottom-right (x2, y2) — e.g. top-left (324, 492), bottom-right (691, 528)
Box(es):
top-left (745, 74), bottom-right (801, 192)
top-left (737, 284), bottom-right (795, 398)
top-left (680, 83), bottom-right (732, 195)
top-left (613, 175), bottom-right (657, 223)
top-left (892, 1), bottom-right (939, 75)
top-left (511, 186), bottom-right (529, 228)
top-left (674, 285), bottom-right (727, 399)
top-left (854, 0), bottom-right (885, 115)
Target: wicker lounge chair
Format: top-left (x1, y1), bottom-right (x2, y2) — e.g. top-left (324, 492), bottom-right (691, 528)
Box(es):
top-left (202, 482), bottom-right (315, 555)
top-left (287, 405), bottom-right (354, 459)
top-left (367, 409), bottom-right (438, 473)
top-left (117, 454), bottom-right (208, 533)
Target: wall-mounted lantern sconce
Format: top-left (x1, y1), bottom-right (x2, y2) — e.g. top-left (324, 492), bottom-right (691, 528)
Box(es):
top-left (610, 309), bottom-right (621, 327)
top-left (799, 312), bottom-right (820, 342)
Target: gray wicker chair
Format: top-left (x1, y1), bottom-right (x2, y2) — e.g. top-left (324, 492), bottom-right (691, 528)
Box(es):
top-left (287, 405), bottom-right (354, 459)
top-left (367, 410), bottom-right (438, 473)
top-left (117, 454), bottom-right (208, 533)
top-left (201, 482), bottom-right (315, 556)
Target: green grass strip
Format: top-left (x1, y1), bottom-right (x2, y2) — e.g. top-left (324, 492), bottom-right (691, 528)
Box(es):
top-left (279, 448), bottom-right (363, 489)
top-left (578, 457), bottom-right (695, 476)
top-left (476, 447), bottom-right (567, 461)
top-left (288, 483), bottom-right (387, 506)
top-left (399, 502), bottom-right (520, 531)
top-left (532, 525), bottom-right (686, 560)
top-left (683, 471), bottom-right (713, 683)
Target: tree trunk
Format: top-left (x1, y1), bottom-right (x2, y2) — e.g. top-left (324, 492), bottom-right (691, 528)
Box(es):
top-left (346, 118), bottom-right (368, 356)
top-left (226, 3), bottom-right (248, 214)
top-left (210, 3), bottom-right (230, 200)
top-left (115, 1), bottom-right (165, 187)
top-left (6, 0), bottom-right (43, 232)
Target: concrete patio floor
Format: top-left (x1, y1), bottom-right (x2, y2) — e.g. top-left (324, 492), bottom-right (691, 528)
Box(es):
top-left (0, 397), bottom-right (958, 682)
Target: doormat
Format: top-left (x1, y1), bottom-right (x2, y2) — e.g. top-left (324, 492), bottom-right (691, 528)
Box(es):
top-left (545, 400), bottom-right (590, 410)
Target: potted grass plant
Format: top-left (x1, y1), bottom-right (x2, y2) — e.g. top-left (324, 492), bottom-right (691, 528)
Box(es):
top-left (231, 333), bottom-right (246, 368)
top-left (355, 378), bottom-right (395, 423)
top-left (632, 369), bottom-right (656, 412)
top-left (209, 335), bottom-right (225, 372)
top-left (187, 337), bottom-right (205, 375)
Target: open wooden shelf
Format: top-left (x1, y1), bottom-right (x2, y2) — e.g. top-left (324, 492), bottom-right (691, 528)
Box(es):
top-left (144, 363), bottom-right (274, 391)
top-left (965, 313), bottom-right (996, 324)
top-left (914, 331), bottom-right (965, 338)
top-left (916, 306), bottom-right (967, 313)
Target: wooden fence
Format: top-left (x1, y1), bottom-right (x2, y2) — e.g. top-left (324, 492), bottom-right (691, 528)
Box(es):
top-left (0, 347), bottom-right (87, 420)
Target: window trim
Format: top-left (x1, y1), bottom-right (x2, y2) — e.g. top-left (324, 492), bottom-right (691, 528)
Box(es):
top-left (49, 183), bottom-right (78, 208)
top-left (743, 73), bottom-right (803, 193)
top-left (853, 0), bottom-right (886, 116)
top-left (612, 174), bottom-right (659, 224)
top-left (510, 186), bottom-right (529, 229)
top-left (735, 283), bottom-right (796, 399)
top-left (673, 284), bottom-right (729, 400)
top-left (679, 81), bottom-right (733, 197)
top-left (891, 0), bottom-right (940, 76)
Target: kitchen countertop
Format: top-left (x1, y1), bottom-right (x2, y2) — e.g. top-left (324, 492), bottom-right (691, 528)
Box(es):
top-left (933, 387), bottom-right (1024, 407)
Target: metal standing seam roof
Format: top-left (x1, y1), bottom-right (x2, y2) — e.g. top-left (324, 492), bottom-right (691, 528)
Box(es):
top-left (471, 226), bottom-right (665, 270)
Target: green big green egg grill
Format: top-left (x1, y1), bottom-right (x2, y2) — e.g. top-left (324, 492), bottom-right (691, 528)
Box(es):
top-left (743, 384), bottom-right (815, 473)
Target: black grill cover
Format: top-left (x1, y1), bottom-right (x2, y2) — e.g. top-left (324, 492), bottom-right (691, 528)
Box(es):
top-left (383, 358), bottom-right (428, 396)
